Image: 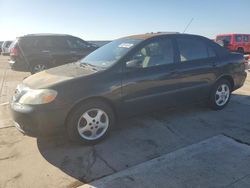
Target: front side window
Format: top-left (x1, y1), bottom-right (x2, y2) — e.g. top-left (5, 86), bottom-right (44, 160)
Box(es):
top-left (177, 38), bottom-right (208, 62)
top-left (127, 39), bottom-right (174, 68)
top-left (80, 38), bottom-right (142, 68)
top-left (235, 35), bottom-right (242, 42)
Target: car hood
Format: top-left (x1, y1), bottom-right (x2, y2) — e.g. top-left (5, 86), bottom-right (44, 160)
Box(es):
top-left (23, 63), bottom-right (97, 89)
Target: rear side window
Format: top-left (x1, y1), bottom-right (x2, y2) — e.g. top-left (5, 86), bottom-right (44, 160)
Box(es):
top-left (21, 37), bottom-right (52, 49)
top-left (243, 36), bottom-right (249, 42)
top-left (177, 38), bottom-right (208, 62)
top-left (51, 37), bottom-right (69, 49)
top-left (235, 35), bottom-right (242, 42)
top-left (37, 37), bottom-right (53, 49)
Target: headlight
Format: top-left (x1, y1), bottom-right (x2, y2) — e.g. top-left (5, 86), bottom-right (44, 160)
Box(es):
top-left (19, 89), bottom-right (57, 105)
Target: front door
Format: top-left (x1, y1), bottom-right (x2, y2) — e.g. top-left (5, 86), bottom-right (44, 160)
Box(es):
top-left (121, 37), bottom-right (181, 115)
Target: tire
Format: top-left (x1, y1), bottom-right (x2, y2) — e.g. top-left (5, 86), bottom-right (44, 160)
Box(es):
top-left (66, 100), bottom-right (115, 144)
top-left (30, 63), bottom-right (47, 74)
top-left (237, 48), bottom-right (244, 54)
top-left (209, 79), bottom-right (232, 110)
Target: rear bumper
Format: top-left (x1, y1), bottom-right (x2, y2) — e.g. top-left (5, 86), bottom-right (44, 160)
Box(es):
top-left (233, 71), bottom-right (247, 91)
top-left (9, 59), bottom-right (29, 72)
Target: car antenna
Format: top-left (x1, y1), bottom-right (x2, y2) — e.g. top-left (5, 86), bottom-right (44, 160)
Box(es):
top-left (182, 18), bottom-right (194, 33)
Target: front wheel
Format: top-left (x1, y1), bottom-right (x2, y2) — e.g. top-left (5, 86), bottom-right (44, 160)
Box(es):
top-left (209, 79), bottom-right (232, 110)
top-left (66, 100), bottom-right (115, 144)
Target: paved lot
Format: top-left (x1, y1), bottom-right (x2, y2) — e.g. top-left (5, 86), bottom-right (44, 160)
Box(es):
top-left (0, 55), bottom-right (250, 188)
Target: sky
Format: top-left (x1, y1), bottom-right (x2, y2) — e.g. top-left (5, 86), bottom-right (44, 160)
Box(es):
top-left (0, 0), bottom-right (250, 41)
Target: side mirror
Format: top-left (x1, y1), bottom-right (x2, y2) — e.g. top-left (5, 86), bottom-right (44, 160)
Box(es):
top-left (126, 59), bottom-right (141, 69)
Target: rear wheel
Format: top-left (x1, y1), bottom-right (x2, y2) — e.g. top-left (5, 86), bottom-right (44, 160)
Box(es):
top-left (209, 79), bottom-right (232, 110)
top-left (31, 63), bottom-right (47, 74)
top-left (237, 47), bottom-right (244, 54)
top-left (66, 100), bottom-right (115, 144)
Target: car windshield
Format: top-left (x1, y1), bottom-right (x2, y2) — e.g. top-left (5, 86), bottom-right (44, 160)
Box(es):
top-left (80, 38), bottom-right (142, 68)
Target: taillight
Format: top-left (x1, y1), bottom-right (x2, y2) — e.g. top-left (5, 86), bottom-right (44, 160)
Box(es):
top-left (10, 47), bottom-right (19, 56)
top-left (243, 55), bottom-right (249, 67)
top-left (245, 55), bottom-right (249, 61)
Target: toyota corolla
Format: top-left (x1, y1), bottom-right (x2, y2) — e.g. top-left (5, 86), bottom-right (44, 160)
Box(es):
top-left (10, 33), bottom-right (247, 143)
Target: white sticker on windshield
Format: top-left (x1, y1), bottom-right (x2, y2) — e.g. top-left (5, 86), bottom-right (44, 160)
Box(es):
top-left (118, 43), bottom-right (134, 48)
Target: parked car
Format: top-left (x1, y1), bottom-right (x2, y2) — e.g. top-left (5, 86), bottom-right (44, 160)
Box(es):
top-left (1, 40), bottom-right (13, 55)
top-left (9, 34), bottom-right (97, 74)
top-left (245, 54), bottom-right (250, 70)
top-left (10, 33), bottom-right (247, 143)
top-left (215, 34), bottom-right (250, 54)
top-left (0, 41), bottom-right (3, 54)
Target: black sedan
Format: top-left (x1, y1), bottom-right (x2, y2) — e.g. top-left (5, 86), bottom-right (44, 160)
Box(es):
top-left (10, 33), bottom-right (247, 143)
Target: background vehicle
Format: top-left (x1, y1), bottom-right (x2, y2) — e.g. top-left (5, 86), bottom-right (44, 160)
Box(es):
top-left (11, 33), bottom-right (247, 143)
top-left (1, 40), bottom-right (13, 55)
top-left (0, 41), bottom-right (3, 54)
top-left (215, 34), bottom-right (250, 54)
top-left (245, 54), bottom-right (250, 70)
top-left (9, 34), bottom-right (97, 73)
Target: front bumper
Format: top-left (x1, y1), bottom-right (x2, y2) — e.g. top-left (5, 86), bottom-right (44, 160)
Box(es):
top-left (10, 101), bottom-right (70, 136)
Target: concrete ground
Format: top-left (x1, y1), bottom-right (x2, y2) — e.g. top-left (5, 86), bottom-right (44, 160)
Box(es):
top-left (0, 55), bottom-right (250, 188)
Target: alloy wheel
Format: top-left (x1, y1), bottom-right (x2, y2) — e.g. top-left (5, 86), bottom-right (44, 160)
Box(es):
top-left (215, 84), bottom-right (230, 106)
top-left (33, 64), bottom-right (46, 73)
top-left (77, 108), bottom-right (109, 140)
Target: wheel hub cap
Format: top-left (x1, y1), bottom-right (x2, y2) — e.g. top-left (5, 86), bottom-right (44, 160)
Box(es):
top-left (215, 84), bottom-right (230, 106)
top-left (77, 108), bottom-right (109, 140)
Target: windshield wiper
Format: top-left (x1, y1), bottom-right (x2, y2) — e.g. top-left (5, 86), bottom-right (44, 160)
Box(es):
top-left (80, 62), bottom-right (97, 68)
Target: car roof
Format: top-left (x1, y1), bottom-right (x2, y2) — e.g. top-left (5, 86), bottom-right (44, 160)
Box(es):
top-left (122, 32), bottom-right (211, 42)
top-left (21, 33), bottom-right (72, 38)
top-left (123, 32), bottom-right (181, 40)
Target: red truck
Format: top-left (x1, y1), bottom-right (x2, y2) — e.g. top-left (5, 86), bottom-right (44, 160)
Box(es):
top-left (215, 34), bottom-right (250, 54)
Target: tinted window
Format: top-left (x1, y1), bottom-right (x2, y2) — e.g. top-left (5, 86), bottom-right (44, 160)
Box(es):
top-left (51, 37), bottom-right (68, 49)
top-left (177, 38), bottom-right (208, 62)
top-left (243, 36), bottom-right (249, 42)
top-left (235, 35), bottom-right (242, 42)
top-left (37, 37), bottom-right (53, 49)
top-left (67, 37), bottom-right (90, 49)
top-left (21, 37), bottom-right (52, 49)
top-left (129, 38), bottom-right (174, 68)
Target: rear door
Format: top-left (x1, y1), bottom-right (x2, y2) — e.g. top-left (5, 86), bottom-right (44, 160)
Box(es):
top-left (50, 36), bottom-right (72, 66)
top-left (174, 36), bottom-right (217, 102)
